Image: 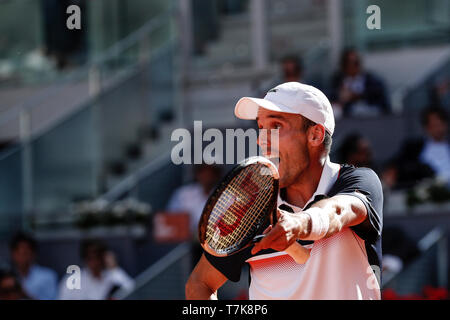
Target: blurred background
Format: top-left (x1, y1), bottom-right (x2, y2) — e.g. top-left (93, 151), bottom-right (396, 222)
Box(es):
top-left (0, 0), bottom-right (449, 300)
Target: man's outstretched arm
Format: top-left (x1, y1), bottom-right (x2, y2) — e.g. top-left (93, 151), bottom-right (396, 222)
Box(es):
top-left (252, 194), bottom-right (368, 254)
top-left (185, 254), bottom-right (228, 300)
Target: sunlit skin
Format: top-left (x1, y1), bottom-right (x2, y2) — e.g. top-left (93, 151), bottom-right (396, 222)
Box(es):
top-left (11, 242), bottom-right (35, 277)
top-left (256, 108), bottom-right (326, 208)
top-left (84, 249), bottom-right (106, 279)
top-left (426, 113), bottom-right (448, 142)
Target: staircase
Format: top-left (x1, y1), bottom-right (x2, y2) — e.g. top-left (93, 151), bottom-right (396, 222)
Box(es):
top-left (186, 0), bottom-right (329, 128)
top-left (383, 228), bottom-right (448, 295)
top-left (193, 1), bottom-right (328, 70)
top-left (0, 8), bottom-right (180, 234)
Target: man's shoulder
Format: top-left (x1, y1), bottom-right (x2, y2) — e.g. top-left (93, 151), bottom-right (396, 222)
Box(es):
top-left (173, 183), bottom-right (203, 196)
top-left (333, 164), bottom-right (382, 190)
top-left (338, 163), bottom-right (379, 178)
top-left (32, 265), bottom-right (58, 280)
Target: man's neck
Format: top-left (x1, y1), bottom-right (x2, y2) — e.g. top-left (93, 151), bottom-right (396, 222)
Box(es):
top-left (284, 158), bottom-right (325, 209)
top-left (429, 136), bottom-right (447, 143)
top-left (17, 264), bottom-right (32, 278)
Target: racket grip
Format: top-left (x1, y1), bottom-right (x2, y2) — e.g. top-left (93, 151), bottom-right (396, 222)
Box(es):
top-left (285, 242), bottom-right (310, 264)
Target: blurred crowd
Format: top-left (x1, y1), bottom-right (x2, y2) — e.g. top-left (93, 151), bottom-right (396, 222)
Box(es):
top-left (265, 48), bottom-right (450, 193)
top-left (0, 233), bottom-right (133, 300)
top-left (163, 47), bottom-right (449, 291)
top-left (1, 41), bottom-right (448, 299)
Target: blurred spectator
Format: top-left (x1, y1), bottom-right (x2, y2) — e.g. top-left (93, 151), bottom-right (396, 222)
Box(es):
top-left (336, 133), bottom-right (376, 171)
top-left (430, 76), bottom-right (450, 109)
top-left (280, 55), bottom-right (304, 83)
top-left (167, 164), bottom-right (222, 235)
top-left (41, 0), bottom-right (87, 69)
top-left (167, 164), bottom-right (222, 268)
top-left (58, 239), bottom-right (134, 300)
top-left (330, 48), bottom-right (390, 118)
top-left (384, 106), bottom-right (449, 189)
top-left (9, 232), bottom-right (58, 300)
top-left (419, 107), bottom-right (450, 184)
top-left (382, 226), bottom-right (420, 280)
top-left (0, 269), bottom-right (30, 300)
top-left (257, 55), bottom-right (304, 97)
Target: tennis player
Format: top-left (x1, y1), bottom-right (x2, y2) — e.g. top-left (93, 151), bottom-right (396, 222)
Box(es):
top-left (186, 82), bottom-right (383, 300)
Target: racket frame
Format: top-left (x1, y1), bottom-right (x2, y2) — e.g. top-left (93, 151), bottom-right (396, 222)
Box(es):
top-left (198, 157), bottom-right (280, 257)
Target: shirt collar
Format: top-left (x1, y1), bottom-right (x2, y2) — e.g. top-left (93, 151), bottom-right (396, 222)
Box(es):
top-left (278, 156), bottom-right (341, 211)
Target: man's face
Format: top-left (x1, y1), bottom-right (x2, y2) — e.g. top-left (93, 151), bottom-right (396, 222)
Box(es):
top-left (11, 242), bottom-right (34, 269)
top-left (84, 248), bottom-right (105, 274)
top-left (0, 276), bottom-right (22, 300)
top-left (282, 61), bottom-right (301, 81)
top-left (196, 166), bottom-right (219, 193)
top-left (344, 52), bottom-right (361, 77)
top-left (426, 113), bottom-right (448, 142)
top-left (257, 108), bottom-right (310, 188)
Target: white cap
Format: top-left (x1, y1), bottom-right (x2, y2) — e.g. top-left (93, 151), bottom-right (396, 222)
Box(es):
top-left (234, 82), bottom-right (335, 135)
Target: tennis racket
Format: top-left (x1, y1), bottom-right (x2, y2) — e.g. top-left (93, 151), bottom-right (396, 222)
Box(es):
top-left (198, 156), bottom-right (310, 264)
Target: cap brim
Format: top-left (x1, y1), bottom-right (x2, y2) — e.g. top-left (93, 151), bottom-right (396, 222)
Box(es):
top-left (234, 97), bottom-right (295, 120)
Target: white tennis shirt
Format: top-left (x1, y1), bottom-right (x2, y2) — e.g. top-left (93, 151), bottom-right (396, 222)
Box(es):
top-left (246, 159), bottom-right (381, 300)
top-left (204, 158), bottom-right (383, 300)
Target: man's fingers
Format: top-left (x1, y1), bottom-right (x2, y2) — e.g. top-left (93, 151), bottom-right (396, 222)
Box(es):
top-left (251, 224), bottom-right (283, 254)
top-left (276, 208), bottom-right (282, 220)
top-left (262, 225), bottom-right (272, 235)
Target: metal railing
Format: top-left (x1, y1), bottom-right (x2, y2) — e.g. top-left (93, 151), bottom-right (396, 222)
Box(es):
top-left (0, 4), bottom-right (181, 237)
top-left (114, 242), bottom-right (192, 300)
top-left (0, 5), bottom-right (177, 145)
top-left (382, 228), bottom-right (448, 294)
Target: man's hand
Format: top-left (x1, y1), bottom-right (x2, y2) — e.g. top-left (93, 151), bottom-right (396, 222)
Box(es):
top-left (251, 209), bottom-right (310, 255)
top-left (250, 194), bottom-right (368, 255)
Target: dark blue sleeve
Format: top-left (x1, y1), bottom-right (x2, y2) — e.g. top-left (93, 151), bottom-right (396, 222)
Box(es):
top-left (328, 166), bottom-right (383, 242)
top-left (204, 247), bottom-right (253, 282)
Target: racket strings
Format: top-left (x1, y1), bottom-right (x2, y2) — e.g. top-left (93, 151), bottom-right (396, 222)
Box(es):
top-left (234, 177), bottom-right (273, 242)
top-left (219, 178), bottom-right (273, 248)
top-left (206, 169), bottom-right (262, 247)
top-left (205, 164), bottom-right (275, 251)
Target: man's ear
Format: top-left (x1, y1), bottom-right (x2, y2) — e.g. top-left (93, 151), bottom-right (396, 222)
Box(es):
top-left (308, 125), bottom-right (325, 147)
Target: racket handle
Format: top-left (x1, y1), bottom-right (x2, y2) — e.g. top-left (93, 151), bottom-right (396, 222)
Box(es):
top-left (285, 242), bottom-right (310, 264)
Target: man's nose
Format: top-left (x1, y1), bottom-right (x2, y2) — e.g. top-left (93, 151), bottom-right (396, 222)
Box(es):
top-left (258, 130), bottom-right (271, 150)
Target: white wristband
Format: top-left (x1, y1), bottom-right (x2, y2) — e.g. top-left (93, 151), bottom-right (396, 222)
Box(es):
top-left (303, 207), bottom-right (329, 240)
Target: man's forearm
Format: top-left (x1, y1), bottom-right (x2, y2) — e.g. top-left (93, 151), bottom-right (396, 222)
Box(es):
top-left (298, 195), bottom-right (367, 240)
top-left (185, 279), bottom-right (218, 300)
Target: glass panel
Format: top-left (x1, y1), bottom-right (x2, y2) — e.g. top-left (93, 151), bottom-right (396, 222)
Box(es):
top-left (343, 0), bottom-right (450, 51)
top-left (31, 106), bottom-right (97, 215)
top-left (0, 0), bottom-right (43, 84)
top-left (0, 0), bottom-right (175, 86)
top-left (267, 0), bottom-right (329, 63)
top-left (0, 1), bottom-right (179, 239)
top-left (0, 148), bottom-right (23, 238)
top-left (403, 58), bottom-right (450, 111)
top-left (191, 0), bottom-right (252, 70)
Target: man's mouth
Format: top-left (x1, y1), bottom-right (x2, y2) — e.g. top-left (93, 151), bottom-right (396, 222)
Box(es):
top-left (263, 154), bottom-right (281, 170)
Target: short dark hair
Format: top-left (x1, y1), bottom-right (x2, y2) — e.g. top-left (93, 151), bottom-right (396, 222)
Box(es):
top-left (281, 55), bottom-right (303, 73)
top-left (9, 232), bottom-right (37, 252)
top-left (420, 106), bottom-right (448, 127)
top-left (340, 47), bottom-right (360, 69)
top-left (301, 116), bottom-right (333, 154)
top-left (338, 133), bottom-right (363, 163)
top-left (80, 239), bottom-right (107, 260)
